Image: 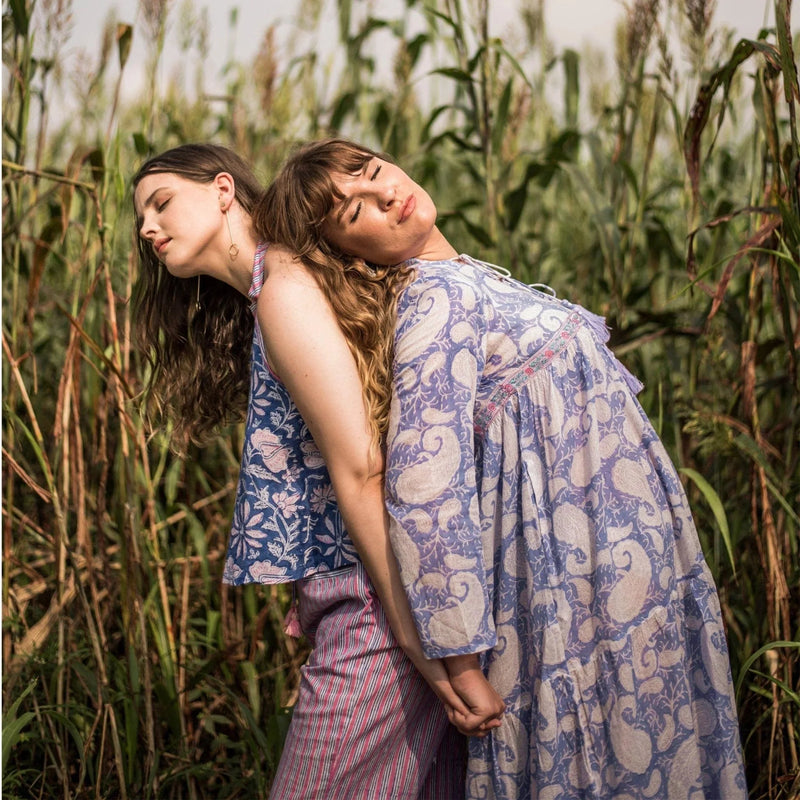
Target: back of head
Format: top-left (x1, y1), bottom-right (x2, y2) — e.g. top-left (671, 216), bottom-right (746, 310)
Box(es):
top-left (131, 143), bottom-right (264, 452)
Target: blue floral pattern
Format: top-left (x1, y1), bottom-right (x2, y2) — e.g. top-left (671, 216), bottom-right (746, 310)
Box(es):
top-left (385, 255), bottom-right (747, 799)
top-left (223, 250), bottom-right (358, 585)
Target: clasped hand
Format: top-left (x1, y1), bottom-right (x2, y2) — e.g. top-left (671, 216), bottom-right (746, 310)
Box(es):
top-left (409, 645), bottom-right (505, 737)
top-left (443, 653), bottom-right (505, 737)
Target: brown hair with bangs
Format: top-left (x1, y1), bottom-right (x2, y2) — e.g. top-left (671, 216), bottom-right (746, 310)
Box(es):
top-left (254, 138), bottom-right (414, 449)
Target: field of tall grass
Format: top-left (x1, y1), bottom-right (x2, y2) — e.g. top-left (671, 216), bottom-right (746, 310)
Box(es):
top-left (3, 0), bottom-right (798, 797)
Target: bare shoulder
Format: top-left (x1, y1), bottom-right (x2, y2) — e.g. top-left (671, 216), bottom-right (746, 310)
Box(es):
top-left (259, 247), bottom-right (326, 314)
top-left (262, 244), bottom-right (308, 284)
top-left (262, 242), bottom-right (299, 270)
top-left (255, 247), bottom-right (351, 386)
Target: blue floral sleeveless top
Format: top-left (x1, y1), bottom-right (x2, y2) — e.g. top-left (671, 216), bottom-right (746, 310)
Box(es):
top-left (222, 243), bottom-right (359, 585)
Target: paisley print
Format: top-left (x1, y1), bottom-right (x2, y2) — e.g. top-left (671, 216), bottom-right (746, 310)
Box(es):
top-left (385, 255), bottom-right (747, 799)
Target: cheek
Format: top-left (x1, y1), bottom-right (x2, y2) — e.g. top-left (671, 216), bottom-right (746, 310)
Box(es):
top-left (323, 224), bottom-right (364, 257)
top-left (419, 196), bottom-right (437, 224)
top-left (321, 220), bottom-right (347, 251)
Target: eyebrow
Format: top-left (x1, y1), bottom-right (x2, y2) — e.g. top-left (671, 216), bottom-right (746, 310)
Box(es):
top-left (333, 162), bottom-right (371, 225)
top-left (135, 186), bottom-right (166, 224)
top-left (335, 195), bottom-right (355, 225)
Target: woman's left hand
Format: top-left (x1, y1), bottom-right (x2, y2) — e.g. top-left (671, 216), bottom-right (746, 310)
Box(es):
top-left (443, 653), bottom-right (506, 737)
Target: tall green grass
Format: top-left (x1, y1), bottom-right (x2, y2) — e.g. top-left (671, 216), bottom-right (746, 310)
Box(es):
top-left (3, 0), bottom-right (798, 797)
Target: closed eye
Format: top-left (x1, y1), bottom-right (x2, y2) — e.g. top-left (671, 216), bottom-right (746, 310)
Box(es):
top-left (344, 160), bottom-right (378, 223)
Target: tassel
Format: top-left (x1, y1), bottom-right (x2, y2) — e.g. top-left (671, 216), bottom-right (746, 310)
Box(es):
top-left (283, 604), bottom-right (302, 638)
top-left (570, 302), bottom-right (645, 396)
top-left (616, 362), bottom-right (645, 396)
top-left (572, 303), bottom-right (611, 344)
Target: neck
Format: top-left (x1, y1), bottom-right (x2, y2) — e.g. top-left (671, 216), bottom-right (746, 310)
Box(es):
top-left (413, 226), bottom-right (458, 262)
top-left (204, 204), bottom-right (259, 296)
top-left (220, 235), bottom-right (258, 296)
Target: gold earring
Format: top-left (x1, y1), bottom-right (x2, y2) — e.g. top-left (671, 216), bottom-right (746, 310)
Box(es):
top-left (195, 275), bottom-right (202, 312)
top-left (224, 204), bottom-right (239, 262)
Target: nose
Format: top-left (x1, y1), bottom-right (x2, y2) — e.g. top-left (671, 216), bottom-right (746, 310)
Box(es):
top-left (138, 210), bottom-right (157, 241)
top-left (368, 181), bottom-right (395, 211)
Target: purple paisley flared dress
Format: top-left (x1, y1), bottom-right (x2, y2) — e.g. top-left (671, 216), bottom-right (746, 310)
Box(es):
top-left (384, 255), bottom-right (747, 799)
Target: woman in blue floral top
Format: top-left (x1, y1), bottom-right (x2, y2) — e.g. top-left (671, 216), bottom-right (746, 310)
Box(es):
top-left (132, 143), bottom-right (502, 800)
top-left (256, 138), bottom-right (748, 800)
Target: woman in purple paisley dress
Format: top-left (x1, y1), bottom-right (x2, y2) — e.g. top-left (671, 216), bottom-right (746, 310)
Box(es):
top-left (257, 138), bottom-right (748, 800)
top-left (131, 144), bottom-right (503, 800)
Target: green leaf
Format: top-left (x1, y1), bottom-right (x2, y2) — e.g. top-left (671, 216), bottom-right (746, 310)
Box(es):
top-left (492, 78), bottom-right (513, 157)
top-left (735, 640), bottom-right (800, 700)
top-left (454, 211), bottom-right (495, 247)
top-left (544, 129), bottom-right (580, 164)
top-left (467, 45), bottom-right (485, 75)
top-left (683, 38), bottom-right (781, 205)
top-left (405, 33), bottom-right (429, 69)
top-left (164, 458), bottom-right (182, 508)
top-left (731, 432), bottom-right (781, 486)
top-left (2, 680), bottom-right (37, 771)
top-left (8, 0), bottom-right (29, 36)
top-left (679, 468), bottom-right (735, 574)
top-left (425, 7), bottom-right (459, 35)
top-left (430, 67), bottom-right (474, 84)
top-left (490, 39), bottom-right (534, 91)
top-left (351, 16), bottom-right (391, 50)
top-left (330, 91), bottom-right (357, 132)
top-left (2, 715), bottom-right (36, 772)
top-left (503, 160), bottom-right (553, 232)
top-left (774, 0), bottom-right (800, 107)
top-left (116, 24), bottom-right (133, 71)
top-left (132, 132), bottom-right (151, 156)
top-left (746, 670), bottom-right (800, 706)
top-left (562, 49), bottom-right (579, 128)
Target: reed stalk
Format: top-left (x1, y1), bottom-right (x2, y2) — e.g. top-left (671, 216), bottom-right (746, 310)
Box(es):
top-left (3, 1), bottom-right (797, 796)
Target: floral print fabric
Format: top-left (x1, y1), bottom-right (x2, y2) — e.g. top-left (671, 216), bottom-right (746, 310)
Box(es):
top-left (385, 255), bottom-right (747, 799)
top-left (223, 248), bottom-right (358, 585)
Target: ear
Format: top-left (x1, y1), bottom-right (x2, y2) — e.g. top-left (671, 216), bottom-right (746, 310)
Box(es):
top-left (213, 172), bottom-right (236, 211)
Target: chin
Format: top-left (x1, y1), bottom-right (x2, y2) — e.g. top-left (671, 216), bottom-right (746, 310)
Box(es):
top-left (163, 257), bottom-right (193, 278)
top-left (165, 265), bottom-right (194, 280)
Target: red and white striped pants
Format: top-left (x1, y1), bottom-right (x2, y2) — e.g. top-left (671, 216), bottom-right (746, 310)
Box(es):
top-left (269, 563), bottom-right (467, 799)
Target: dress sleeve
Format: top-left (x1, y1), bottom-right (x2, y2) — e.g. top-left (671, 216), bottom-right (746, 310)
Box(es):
top-left (385, 269), bottom-right (497, 659)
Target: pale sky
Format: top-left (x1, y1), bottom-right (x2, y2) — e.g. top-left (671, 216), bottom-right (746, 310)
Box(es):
top-left (65, 0), bottom-right (773, 56)
top-left (38, 0), bottom-right (776, 123)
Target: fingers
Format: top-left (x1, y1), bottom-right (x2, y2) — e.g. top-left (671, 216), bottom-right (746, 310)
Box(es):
top-left (445, 705), bottom-right (505, 738)
top-left (434, 680), bottom-right (471, 718)
top-left (417, 659), bottom-right (472, 717)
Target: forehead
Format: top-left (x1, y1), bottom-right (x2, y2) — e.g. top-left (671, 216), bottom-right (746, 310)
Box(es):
top-left (133, 172), bottom-right (206, 214)
top-left (134, 173), bottom-right (170, 213)
top-left (325, 157), bottom-right (392, 196)
top-left (328, 169), bottom-right (361, 190)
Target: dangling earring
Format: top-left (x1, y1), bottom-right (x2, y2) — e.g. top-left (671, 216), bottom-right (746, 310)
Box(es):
top-left (223, 201), bottom-right (239, 262)
top-left (195, 275), bottom-right (202, 312)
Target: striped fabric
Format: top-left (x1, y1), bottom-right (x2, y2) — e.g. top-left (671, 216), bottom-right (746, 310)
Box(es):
top-left (269, 563), bottom-right (466, 799)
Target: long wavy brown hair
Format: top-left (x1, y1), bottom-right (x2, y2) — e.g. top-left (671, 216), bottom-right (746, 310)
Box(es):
top-left (254, 139), bottom-right (415, 449)
top-left (131, 144), bottom-right (265, 452)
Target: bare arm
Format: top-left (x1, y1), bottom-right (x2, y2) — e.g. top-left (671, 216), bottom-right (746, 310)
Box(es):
top-left (256, 250), bottom-right (482, 723)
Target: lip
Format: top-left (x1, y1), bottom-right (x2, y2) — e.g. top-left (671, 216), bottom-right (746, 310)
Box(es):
top-left (398, 194), bottom-right (416, 223)
top-left (154, 237), bottom-right (170, 257)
